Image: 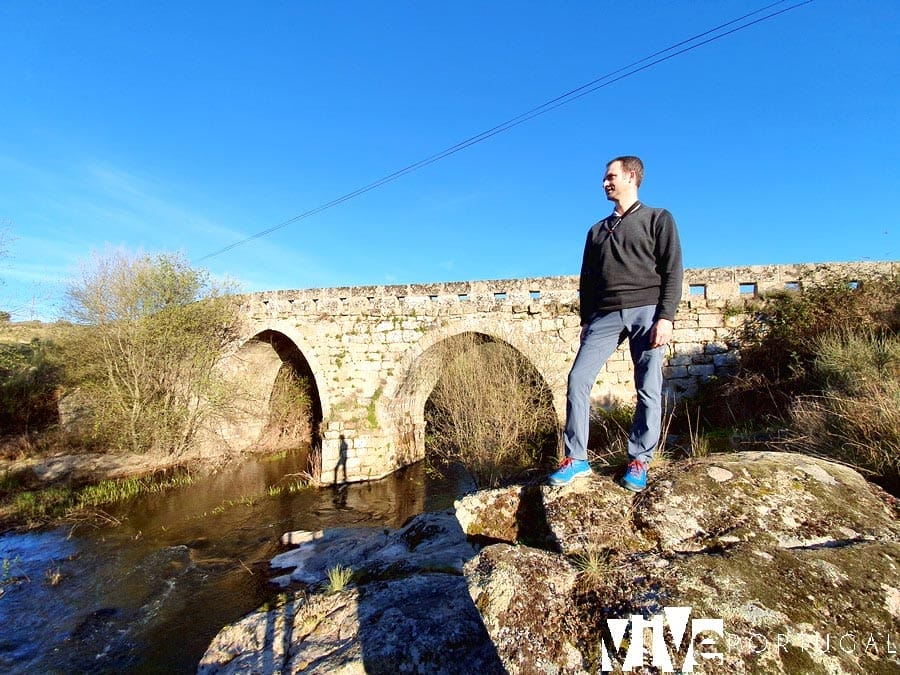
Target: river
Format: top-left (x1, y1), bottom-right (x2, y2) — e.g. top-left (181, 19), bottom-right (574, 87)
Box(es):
top-left (0, 449), bottom-right (471, 673)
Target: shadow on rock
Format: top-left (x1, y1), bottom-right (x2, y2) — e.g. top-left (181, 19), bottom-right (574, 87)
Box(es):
top-left (198, 511), bottom-right (503, 674)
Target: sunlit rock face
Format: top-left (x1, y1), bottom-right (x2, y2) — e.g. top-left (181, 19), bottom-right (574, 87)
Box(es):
top-left (200, 452), bottom-right (900, 674)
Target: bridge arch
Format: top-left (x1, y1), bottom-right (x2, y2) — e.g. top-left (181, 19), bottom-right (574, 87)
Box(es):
top-left (218, 319), bottom-right (331, 453)
top-left (384, 320), bottom-right (567, 466)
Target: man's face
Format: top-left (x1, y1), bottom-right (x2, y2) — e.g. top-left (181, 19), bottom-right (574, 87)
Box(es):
top-left (603, 161), bottom-right (635, 202)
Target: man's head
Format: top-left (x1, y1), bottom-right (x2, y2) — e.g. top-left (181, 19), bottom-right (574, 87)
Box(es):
top-left (603, 156), bottom-right (643, 206)
top-left (607, 156), bottom-right (643, 186)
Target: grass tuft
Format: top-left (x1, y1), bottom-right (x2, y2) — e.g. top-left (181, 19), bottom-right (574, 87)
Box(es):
top-left (324, 565), bottom-right (353, 594)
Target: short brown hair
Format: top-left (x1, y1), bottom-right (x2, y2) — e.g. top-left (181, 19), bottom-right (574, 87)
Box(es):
top-left (608, 155), bottom-right (643, 187)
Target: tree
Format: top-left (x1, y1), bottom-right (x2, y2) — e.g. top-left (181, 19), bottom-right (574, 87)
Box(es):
top-left (62, 247), bottom-right (242, 455)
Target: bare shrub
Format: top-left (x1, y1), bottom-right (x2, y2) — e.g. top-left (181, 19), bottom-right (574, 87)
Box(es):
top-left (425, 333), bottom-right (558, 487)
top-left (260, 367), bottom-right (313, 450)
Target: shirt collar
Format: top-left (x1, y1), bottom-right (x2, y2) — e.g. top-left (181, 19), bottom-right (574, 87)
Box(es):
top-left (613, 201), bottom-right (642, 218)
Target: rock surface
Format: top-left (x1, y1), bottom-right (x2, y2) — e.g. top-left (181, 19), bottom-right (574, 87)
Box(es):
top-left (199, 452), bottom-right (900, 674)
top-left (199, 511), bottom-right (502, 674)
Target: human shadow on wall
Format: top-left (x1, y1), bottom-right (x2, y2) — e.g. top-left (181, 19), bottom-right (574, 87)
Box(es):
top-left (333, 435), bottom-right (348, 484)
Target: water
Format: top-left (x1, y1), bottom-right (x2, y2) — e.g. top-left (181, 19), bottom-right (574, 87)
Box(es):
top-left (0, 450), bottom-right (471, 673)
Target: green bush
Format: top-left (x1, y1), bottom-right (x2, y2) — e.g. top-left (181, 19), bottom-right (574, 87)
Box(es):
top-left (60, 248), bottom-right (242, 455)
top-left (0, 337), bottom-right (63, 436)
top-left (696, 269), bottom-right (899, 430)
top-left (685, 268), bottom-right (900, 488)
top-left (739, 268), bottom-right (899, 385)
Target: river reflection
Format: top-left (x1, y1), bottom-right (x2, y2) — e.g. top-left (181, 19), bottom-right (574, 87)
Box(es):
top-left (0, 450), bottom-right (472, 673)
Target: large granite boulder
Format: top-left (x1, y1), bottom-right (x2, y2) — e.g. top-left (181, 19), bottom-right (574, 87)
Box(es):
top-left (199, 452), bottom-right (900, 674)
top-left (460, 451), bottom-right (900, 674)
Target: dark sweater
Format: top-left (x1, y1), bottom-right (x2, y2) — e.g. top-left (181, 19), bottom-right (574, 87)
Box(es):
top-left (578, 202), bottom-right (683, 324)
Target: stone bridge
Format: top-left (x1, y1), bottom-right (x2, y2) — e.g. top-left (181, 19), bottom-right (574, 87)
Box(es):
top-left (219, 261), bottom-right (894, 484)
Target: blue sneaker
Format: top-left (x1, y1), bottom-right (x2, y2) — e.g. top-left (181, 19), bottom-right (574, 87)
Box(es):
top-left (548, 457), bottom-right (592, 486)
top-left (621, 460), bottom-right (648, 492)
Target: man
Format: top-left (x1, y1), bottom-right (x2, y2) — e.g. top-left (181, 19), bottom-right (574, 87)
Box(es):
top-left (548, 156), bottom-right (683, 491)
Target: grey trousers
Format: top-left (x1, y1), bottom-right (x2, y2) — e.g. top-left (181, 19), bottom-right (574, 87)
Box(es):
top-left (563, 305), bottom-right (665, 464)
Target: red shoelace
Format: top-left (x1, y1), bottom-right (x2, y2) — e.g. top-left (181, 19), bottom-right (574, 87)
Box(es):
top-left (626, 460), bottom-right (646, 475)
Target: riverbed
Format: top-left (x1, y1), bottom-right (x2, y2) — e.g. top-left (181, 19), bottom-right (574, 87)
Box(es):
top-left (0, 449), bottom-right (470, 673)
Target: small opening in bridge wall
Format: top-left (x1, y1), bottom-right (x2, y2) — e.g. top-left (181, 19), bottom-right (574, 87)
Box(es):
top-left (494, 292), bottom-right (507, 301)
top-left (530, 290), bottom-right (541, 300)
top-left (689, 284), bottom-right (707, 298)
top-left (429, 295), bottom-right (438, 302)
top-left (848, 280), bottom-right (859, 290)
top-left (785, 281), bottom-right (800, 291)
top-left (458, 294), bottom-right (468, 301)
top-left (398, 296), bottom-right (406, 302)
top-left (739, 283), bottom-right (757, 296)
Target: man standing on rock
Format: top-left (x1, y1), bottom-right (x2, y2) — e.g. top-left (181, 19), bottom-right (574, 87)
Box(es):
top-left (549, 156), bottom-right (683, 491)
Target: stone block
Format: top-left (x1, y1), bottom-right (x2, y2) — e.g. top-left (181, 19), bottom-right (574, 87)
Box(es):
top-left (698, 313), bottom-right (723, 328)
top-left (673, 342), bottom-right (703, 356)
top-left (664, 365), bottom-right (689, 379)
top-left (676, 328), bottom-right (718, 343)
top-left (688, 364), bottom-right (716, 379)
top-left (714, 352), bottom-right (740, 368)
top-left (667, 377), bottom-right (699, 398)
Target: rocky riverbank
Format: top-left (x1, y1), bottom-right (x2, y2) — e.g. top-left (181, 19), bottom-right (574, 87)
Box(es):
top-left (199, 451), bottom-right (900, 674)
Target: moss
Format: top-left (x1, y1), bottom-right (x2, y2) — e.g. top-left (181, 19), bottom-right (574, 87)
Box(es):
top-left (367, 387), bottom-right (383, 429)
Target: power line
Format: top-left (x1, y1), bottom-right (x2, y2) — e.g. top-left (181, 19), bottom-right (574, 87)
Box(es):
top-left (198, 0), bottom-right (812, 262)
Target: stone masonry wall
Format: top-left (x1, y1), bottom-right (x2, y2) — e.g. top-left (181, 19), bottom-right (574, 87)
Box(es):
top-left (232, 261), bottom-right (895, 483)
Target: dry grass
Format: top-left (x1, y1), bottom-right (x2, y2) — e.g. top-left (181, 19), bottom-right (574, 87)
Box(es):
top-left (790, 382), bottom-right (900, 478)
top-left (788, 331), bottom-right (900, 483)
top-left (573, 546), bottom-right (612, 587)
top-left (0, 320), bottom-right (67, 345)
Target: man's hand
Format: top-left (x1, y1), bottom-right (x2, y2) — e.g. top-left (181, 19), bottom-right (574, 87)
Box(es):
top-left (650, 318), bottom-right (673, 348)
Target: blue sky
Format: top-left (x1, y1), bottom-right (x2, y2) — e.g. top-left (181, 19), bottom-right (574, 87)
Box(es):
top-left (1, 0), bottom-right (897, 321)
